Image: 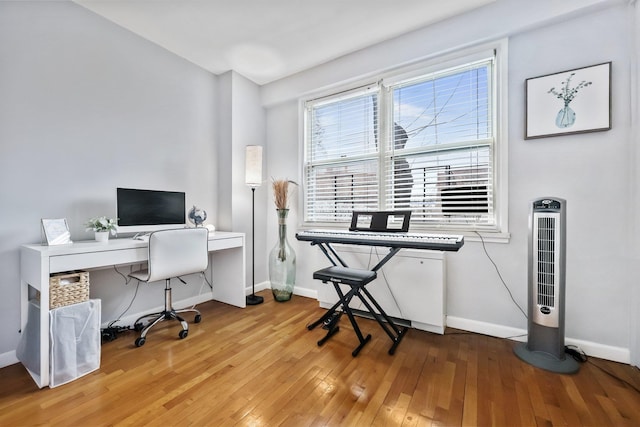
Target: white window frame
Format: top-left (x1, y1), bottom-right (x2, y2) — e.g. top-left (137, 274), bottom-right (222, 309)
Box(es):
top-left (300, 39), bottom-right (509, 240)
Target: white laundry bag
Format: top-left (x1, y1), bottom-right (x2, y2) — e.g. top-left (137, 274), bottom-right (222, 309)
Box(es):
top-left (49, 299), bottom-right (101, 388)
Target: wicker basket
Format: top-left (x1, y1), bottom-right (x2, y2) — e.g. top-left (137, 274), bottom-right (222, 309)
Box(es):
top-left (48, 271), bottom-right (90, 309)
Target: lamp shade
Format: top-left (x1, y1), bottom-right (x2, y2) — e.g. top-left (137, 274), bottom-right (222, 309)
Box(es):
top-left (245, 145), bottom-right (263, 187)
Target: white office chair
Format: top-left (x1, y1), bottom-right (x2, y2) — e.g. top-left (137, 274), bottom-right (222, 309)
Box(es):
top-left (129, 227), bottom-right (209, 347)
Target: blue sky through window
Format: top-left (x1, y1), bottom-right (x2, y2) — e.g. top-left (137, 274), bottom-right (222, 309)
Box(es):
top-left (393, 65), bottom-right (490, 150)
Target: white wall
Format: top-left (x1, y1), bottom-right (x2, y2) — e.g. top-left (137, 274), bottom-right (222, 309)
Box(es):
top-left (264, 102), bottom-right (301, 286)
top-left (217, 71), bottom-right (267, 290)
top-left (262, 0), bottom-right (638, 363)
top-left (507, 3), bottom-right (632, 355)
top-left (0, 2), bottom-right (219, 361)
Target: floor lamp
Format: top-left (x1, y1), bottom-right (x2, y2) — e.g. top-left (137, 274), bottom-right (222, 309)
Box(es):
top-left (245, 145), bottom-right (264, 305)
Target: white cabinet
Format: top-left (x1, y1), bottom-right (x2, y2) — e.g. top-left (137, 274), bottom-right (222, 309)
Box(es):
top-left (317, 246), bottom-right (446, 334)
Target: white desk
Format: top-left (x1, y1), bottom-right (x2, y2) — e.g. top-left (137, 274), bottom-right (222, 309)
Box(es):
top-left (19, 231), bottom-right (245, 388)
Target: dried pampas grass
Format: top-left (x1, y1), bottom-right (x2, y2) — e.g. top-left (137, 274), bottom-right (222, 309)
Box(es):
top-left (272, 179), bottom-right (297, 210)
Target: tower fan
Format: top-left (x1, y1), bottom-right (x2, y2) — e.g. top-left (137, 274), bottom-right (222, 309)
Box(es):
top-left (514, 197), bottom-right (579, 373)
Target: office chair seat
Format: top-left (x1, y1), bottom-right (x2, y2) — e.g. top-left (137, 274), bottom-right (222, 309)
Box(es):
top-left (128, 227), bottom-right (209, 347)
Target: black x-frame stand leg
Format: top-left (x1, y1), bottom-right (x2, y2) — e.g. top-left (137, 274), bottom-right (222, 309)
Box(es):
top-left (307, 280), bottom-right (373, 356)
top-left (307, 242), bottom-right (408, 356)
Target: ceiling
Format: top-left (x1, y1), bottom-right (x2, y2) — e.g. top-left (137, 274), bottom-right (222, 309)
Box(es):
top-left (74, 0), bottom-right (495, 85)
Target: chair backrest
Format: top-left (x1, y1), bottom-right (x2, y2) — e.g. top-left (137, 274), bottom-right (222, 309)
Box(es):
top-left (146, 228), bottom-right (209, 283)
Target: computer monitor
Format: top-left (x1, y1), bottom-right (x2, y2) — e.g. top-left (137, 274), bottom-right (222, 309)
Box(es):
top-left (116, 188), bottom-right (186, 234)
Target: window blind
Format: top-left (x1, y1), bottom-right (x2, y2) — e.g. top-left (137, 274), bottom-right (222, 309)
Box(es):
top-left (383, 58), bottom-right (495, 227)
top-left (303, 53), bottom-right (497, 230)
top-left (305, 89), bottom-right (380, 222)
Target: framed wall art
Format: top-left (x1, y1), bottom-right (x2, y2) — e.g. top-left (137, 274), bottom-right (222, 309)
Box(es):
top-left (525, 62), bottom-right (611, 139)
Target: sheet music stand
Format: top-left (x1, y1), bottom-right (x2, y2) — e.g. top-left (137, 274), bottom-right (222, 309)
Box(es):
top-left (349, 210), bottom-right (411, 232)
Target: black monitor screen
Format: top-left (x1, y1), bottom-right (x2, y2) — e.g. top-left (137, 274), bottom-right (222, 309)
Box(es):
top-left (117, 188), bottom-right (186, 228)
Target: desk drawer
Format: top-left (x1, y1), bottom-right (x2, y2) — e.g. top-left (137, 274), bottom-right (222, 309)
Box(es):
top-left (50, 248), bottom-right (148, 274)
top-left (208, 236), bottom-right (243, 251)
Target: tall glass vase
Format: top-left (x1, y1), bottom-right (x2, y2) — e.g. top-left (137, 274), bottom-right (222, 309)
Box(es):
top-left (269, 209), bottom-right (296, 302)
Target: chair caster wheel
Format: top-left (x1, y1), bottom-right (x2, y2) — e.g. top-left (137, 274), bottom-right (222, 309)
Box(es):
top-left (134, 322), bottom-right (144, 332)
top-left (135, 337), bottom-right (146, 347)
top-left (194, 314), bottom-right (202, 323)
top-left (179, 330), bottom-right (188, 339)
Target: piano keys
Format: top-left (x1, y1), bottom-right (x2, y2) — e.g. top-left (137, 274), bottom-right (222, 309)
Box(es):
top-left (295, 229), bottom-right (464, 251)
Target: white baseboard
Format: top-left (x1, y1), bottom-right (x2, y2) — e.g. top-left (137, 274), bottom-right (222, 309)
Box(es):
top-left (446, 316), bottom-right (528, 341)
top-left (292, 285), bottom-right (318, 299)
top-left (245, 281), bottom-right (318, 300)
top-left (0, 350), bottom-right (18, 369)
top-left (446, 316), bottom-right (631, 364)
top-left (245, 280), bottom-right (269, 295)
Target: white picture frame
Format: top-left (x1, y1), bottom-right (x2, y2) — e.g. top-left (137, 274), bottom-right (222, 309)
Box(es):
top-left (41, 218), bottom-right (73, 245)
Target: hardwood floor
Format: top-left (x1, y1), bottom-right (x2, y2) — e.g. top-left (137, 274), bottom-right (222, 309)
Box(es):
top-left (1, 290), bottom-right (639, 426)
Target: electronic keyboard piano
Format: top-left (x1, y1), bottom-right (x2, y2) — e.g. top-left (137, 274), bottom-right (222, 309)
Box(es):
top-left (296, 229), bottom-right (464, 252)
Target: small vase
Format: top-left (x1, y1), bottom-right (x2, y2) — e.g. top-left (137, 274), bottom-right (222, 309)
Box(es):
top-left (555, 104), bottom-right (576, 128)
top-left (95, 231), bottom-right (109, 243)
top-left (269, 209), bottom-right (296, 302)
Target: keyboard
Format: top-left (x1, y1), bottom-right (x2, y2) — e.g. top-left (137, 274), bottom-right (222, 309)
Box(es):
top-left (295, 229), bottom-right (464, 251)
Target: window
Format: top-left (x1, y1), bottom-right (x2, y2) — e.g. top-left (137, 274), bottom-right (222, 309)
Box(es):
top-left (303, 46), bottom-right (504, 233)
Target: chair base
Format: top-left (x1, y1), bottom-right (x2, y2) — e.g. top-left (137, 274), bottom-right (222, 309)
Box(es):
top-left (133, 284), bottom-right (201, 347)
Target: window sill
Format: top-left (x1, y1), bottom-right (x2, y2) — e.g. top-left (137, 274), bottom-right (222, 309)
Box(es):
top-left (462, 231), bottom-right (511, 244)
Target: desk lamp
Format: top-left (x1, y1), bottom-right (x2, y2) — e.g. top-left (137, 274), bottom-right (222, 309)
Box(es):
top-left (245, 145), bottom-right (264, 305)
